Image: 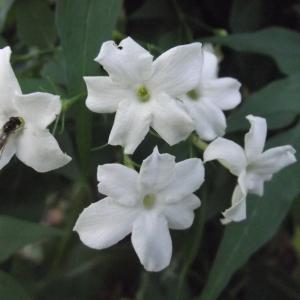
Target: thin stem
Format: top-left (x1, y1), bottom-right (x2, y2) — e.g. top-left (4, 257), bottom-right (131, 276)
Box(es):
top-left (170, 0), bottom-right (193, 42)
top-left (13, 47), bottom-right (60, 62)
top-left (176, 186), bottom-right (208, 300)
top-left (90, 143), bottom-right (109, 152)
top-left (123, 154), bottom-right (140, 169)
top-left (61, 93), bottom-right (84, 112)
top-left (191, 134), bottom-right (208, 151)
top-left (51, 183), bottom-right (90, 270)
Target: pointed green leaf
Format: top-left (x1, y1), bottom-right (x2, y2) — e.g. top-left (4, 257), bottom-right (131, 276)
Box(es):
top-left (204, 27), bottom-right (300, 75)
top-left (200, 124), bottom-right (300, 300)
top-left (228, 73), bottom-right (300, 132)
top-left (16, 0), bottom-right (56, 48)
top-left (0, 0), bottom-right (14, 32)
top-left (0, 215), bottom-right (62, 262)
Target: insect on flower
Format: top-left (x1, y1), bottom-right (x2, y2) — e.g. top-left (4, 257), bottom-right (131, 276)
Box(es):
top-left (0, 116), bottom-right (24, 155)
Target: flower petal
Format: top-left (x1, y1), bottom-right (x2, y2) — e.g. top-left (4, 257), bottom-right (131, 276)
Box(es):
top-left (16, 127), bottom-right (71, 172)
top-left (244, 115), bottom-right (267, 161)
top-left (139, 147), bottom-right (175, 193)
top-left (13, 92), bottom-right (61, 128)
top-left (251, 145), bottom-right (296, 176)
top-left (201, 78), bottom-right (241, 110)
top-left (221, 185), bottom-right (247, 224)
top-left (202, 47), bottom-right (219, 80)
top-left (182, 96), bottom-right (226, 140)
top-left (95, 37), bottom-right (153, 84)
top-left (131, 212), bottom-right (172, 272)
top-left (163, 194), bottom-right (201, 229)
top-left (108, 99), bottom-right (152, 154)
top-left (204, 137), bottom-right (247, 176)
top-left (97, 164), bottom-right (139, 206)
top-left (0, 136), bottom-right (16, 170)
top-left (149, 43), bottom-right (203, 96)
top-left (74, 197), bottom-right (139, 249)
top-left (0, 47), bottom-right (21, 114)
top-left (84, 76), bottom-right (133, 113)
top-left (161, 158), bottom-right (204, 203)
top-left (151, 93), bottom-right (194, 145)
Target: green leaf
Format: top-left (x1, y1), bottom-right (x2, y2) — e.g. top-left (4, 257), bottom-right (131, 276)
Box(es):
top-left (56, 0), bottom-right (121, 178)
top-left (0, 215), bottom-right (62, 262)
top-left (199, 124), bottom-right (300, 300)
top-left (228, 73), bottom-right (300, 132)
top-left (204, 27), bottom-right (300, 75)
top-left (230, 0), bottom-right (264, 33)
top-left (0, 0), bottom-right (14, 32)
top-left (56, 0), bottom-right (122, 94)
top-left (0, 272), bottom-right (31, 300)
top-left (15, 0), bottom-right (56, 48)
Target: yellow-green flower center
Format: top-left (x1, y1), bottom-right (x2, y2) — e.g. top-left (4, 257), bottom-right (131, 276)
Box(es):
top-left (136, 84), bottom-right (150, 102)
top-left (187, 89), bottom-right (199, 100)
top-left (142, 193), bottom-right (156, 209)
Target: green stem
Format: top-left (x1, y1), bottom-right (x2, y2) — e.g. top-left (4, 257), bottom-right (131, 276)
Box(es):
top-left (191, 134), bottom-right (208, 151)
top-left (90, 143), bottom-right (109, 152)
top-left (123, 154), bottom-right (140, 169)
top-left (170, 0), bottom-right (193, 42)
top-left (61, 93), bottom-right (84, 112)
top-left (176, 186), bottom-right (208, 300)
top-left (13, 47), bottom-right (60, 62)
top-left (51, 183), bottom-right (90, 270)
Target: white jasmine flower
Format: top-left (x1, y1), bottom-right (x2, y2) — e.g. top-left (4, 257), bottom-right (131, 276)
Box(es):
top-left (0, 47), bottom-right (71, 172)
top-left (204, 115), bottom-right (296, 224)
top-left (179, 44), bottom-right (241, 141)
top-left (74, 147), bottom-right (204, 272)
top-left (84, 37), bottom-right (203, 154)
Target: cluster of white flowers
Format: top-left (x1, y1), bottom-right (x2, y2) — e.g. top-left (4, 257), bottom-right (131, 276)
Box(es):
top-left (0, 37), bottom-right (296, 272)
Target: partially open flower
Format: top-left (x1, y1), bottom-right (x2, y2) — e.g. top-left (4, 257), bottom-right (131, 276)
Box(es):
top-left (84, 37), bottom-right (203, 154)
top-left (204, 115), bottom-right (296, 224)
top-left (0, 47), bottom-right (71, 172)
top-left (179, 44), bottom-right (241, 141)
top-left (74, 147), bottom-right (204, 272)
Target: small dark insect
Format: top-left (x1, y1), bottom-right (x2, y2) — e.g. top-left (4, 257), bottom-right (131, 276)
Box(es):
top-left (0, 116), bottom-right (24, 152)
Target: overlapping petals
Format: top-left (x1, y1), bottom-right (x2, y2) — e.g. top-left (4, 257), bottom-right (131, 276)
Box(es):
top-left (179, 45), bottom-right (241, 141)
top-left (85, 37), bottom-right (203, 154)
top-left (74, 147), bottom-right (204, 271)
top-left (0, 46), bottom-right (71, 172)
top-left (204, 115), bottom-right (296, 224)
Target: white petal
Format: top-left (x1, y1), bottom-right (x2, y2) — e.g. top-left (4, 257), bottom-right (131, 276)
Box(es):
top-left (84, 76), bottom-right (133, 113)
top-left (202, 48), bottom-right (219, 80)
top-left (95, 37), bottom-right (153, 84)
top-left (251, 145), bottom-right (296, 176)
top-left (131, 212), bottom-right (172, 272)
top-left (13, 92), bottom-right (61, 128)
top-left (221, 185), bottom-right (247, 224)
top-left (164, 194), bottom-right (201, 229)
top-left (74, 197), bottom-right (139, 249)
top-left (201, 78), bottom-right (241, 110)
top-left (182, 96), bottom-right (226, 140)
top-left (97, 164), bottom-right (139, 206)
top-left (151, 93), bottom-right (194, 145)
top-left (243, 171), bottom-right (265, 196)
top-left (16, 127), bottom-right (71, 172)
top-left (0, 136), bottom-right (16, 170)
top-left (204, 137), bottom-right (247, 176)
top-left (0, 47), bottom-right (21, 114)
top-left (244, 115), bottom-right (267, 161)
top-left (149, 43), bottom-right (203, 96)
top-left (139, 147), bottom-right (175, 193)
top-left (161, 158), bottom-right (204, 203)
top-left (108, 99), bottom-right (152, 154)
